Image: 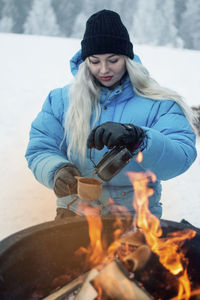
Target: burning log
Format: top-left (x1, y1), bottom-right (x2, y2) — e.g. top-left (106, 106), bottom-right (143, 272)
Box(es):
top-left (59, 229), bottom-right (152, 300)
top-left (116, 230), bottom-right (152, 273)
top-left (122, 244), bottom-right (152, 272)
top-left (92, 260), bottom-right (153, 300)
top-left (75, 269), bottom-right (98, 300)
top-left (43, 273), bottom-right (87, 300)
top-left (116, 230), bottom-right (147, 259)
top-left (119, 230), bottom-right (146, 247)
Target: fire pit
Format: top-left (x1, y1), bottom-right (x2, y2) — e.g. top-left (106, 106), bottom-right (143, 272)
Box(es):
top-left (0, 216), bottom-right (200, 300)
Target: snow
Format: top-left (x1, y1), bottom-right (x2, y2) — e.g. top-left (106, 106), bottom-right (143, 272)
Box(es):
top-left (0, 33), bottom-right (199, 241)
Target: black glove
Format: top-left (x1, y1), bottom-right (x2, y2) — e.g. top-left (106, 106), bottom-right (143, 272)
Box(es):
top-left (53, 164), bottom-right (81, 198)
top-left (87, 122), bottom-right (145, 151)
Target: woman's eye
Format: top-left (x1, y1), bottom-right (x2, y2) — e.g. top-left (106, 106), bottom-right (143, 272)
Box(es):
top-left (109, 59), bottom-right (118, 64)
top-left (89, 60), bottom-right (99, 64)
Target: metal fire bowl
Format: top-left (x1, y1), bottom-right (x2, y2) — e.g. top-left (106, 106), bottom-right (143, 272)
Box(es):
top-left (0, 216), bottom-right (199, 300)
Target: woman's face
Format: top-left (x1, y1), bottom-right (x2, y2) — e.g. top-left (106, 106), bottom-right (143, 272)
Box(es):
top-left (88, 54), bottom-right (126, 88)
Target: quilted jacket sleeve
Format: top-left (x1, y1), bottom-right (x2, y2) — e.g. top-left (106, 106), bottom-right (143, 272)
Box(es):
top-left (139, 101), bottom-right (197, 180)
top-left (25, 89), bottom-right (69, 188)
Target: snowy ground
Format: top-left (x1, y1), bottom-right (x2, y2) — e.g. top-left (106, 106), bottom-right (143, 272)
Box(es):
top-left (0, 33), bottom-right (199, 241)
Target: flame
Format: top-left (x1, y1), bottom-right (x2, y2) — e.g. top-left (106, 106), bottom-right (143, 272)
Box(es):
top-left (127, 170), bottom-right (196, 300)
top-left (85, 213), bottom-right (105, 266)
top-left (171, 288), bottom-right (200, 300)
top-left (76, 202), bottom-right (106, 267)
top-left (107, 208), bottom-right (127, 258)
top-left (75, 158), bottom-right (196, 299)
top-left (136, 151), bottom-right (143, 163)
top-left (76, 199), bottom-right (127, 267)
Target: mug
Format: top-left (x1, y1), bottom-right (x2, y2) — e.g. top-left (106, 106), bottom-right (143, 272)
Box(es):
top-left (75, 176), bottom-right (102, 202)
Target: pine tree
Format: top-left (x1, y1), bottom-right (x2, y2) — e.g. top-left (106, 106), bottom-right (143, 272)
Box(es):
top-left (0, 0), bottom-right (33, 33)
top-left (14, 0), bottom-right (33, 33)
top-left (0, 0), bottom-right (4, 17)
top-left (158, 0), bottom-right (179, 47)
top-left (0, 16), bottom-right (13, 32)
top-left (132, 0), bottom-right (162, 45)
top-left (180, 0), bottom-right (200, 49)
top-left (71, 0), bottom-right (99, 38)
top-left (131, 0), bottom-right (178, 47)
top-left (71, 11), bottom-right (87, 38)
top-left (24, 0), bottom-right (60, 36)
top-left (71, 0), bottom-right (137, 39)
top-left (0, 0), bottom-right (14, 32)
top-left (174, 0), bottom-right (187, 28)
top-left (103, 0), bottom-right (138, 37)
top-left (52, 0), bottom-right (81, 37)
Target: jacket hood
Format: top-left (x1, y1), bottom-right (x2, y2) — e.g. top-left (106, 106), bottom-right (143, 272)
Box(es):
top-left (70, 49), bottom-right (142, 76)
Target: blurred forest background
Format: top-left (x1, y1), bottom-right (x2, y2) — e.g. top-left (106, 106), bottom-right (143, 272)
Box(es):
top-left (0, 0), bottom-right (200, 50)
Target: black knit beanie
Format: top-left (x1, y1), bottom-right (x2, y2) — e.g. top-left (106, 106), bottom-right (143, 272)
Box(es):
top-left (81, 10), bottom-right (134, 61)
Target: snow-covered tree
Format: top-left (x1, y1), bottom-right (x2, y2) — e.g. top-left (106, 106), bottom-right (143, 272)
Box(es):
top-left (0, 0), bottom-right (4, 16)
top-left (158, 0), bottom-right (179, 47)
top-left (0, 0), bottom-right (32, 33)
top-left (180, 0), bottom-right (200, 50)
top-left (13, 0), bottom-right (33, 33)
top-left (174, 0), bottom-right (187, 28)
top-left (132, 0), bottom-right (160, 45)
top-left (24, 0), bottom-right (60, 36)
top-left (131, 0), bottom-right (179, 47)
top-left (0, 0), bottom-right (14, 32)
top-left (70, 0), bottom-right (112, 38)
top-left (71, 0), bottom-right (137, 39)
top-left (0, 0), bottom-right (199, 50)
top-left (0, 16), bottom-right (13, 32)
top-left (71, 11), bottom-right (88, 38)
top-left (100, 0), bottom-right (138, 37)
top-left (52, 0), bottom-right (81, 37)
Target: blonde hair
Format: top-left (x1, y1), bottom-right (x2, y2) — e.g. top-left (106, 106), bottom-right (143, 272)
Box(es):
top-left (64, 56), bottom-right (197, 164)
top-left (125, 57), bottom-right (196, 127)
top-left (64, 59), bottom-right (101, 164)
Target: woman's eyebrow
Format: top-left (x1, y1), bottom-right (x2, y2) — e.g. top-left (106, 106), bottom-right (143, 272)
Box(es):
top-left (107, 54), bottom-right (119, 58)
top-left (90, 54), bottom-right (119, 59)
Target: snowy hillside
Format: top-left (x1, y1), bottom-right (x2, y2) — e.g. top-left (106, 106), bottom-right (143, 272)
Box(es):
top-left (0, 33), bottom-right (199, 241)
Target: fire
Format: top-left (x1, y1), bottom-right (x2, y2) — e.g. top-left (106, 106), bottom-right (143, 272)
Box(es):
top-left (77, 200), bottom-right (128, 267)
top-left (76, 151), bottom-right (197, 300)
top-left (76, 202), bottom-right (106, 267)
top-left (106, 208), bottom-right (128, 258)
top-left (136, 151), bottom-right (143, 163)
top-left (127, 170), bottom-right (196, 300)
top-left (85, 213), bottom-right (105, 266)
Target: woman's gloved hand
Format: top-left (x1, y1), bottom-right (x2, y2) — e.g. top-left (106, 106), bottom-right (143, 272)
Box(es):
top-left (53, 164), bottom-right (81, 198)
top-left (87, 122), bottom-right (145, 151)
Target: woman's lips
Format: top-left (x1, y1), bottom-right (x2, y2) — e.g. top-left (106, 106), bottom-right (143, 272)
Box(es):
top-left (100, 76), bottom-right (113, 81)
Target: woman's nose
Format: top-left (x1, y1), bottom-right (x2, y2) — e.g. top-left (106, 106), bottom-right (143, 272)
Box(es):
top-left (100, 62), bottom-right (109, 74)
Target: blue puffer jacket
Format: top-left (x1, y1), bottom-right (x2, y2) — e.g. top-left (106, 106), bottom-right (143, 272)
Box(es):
top-left (25, 50), bottom-right (197, 218)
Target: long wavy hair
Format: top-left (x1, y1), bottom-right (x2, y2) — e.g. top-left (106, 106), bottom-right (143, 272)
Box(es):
top-left (64, 56), bottom-right (197, 164)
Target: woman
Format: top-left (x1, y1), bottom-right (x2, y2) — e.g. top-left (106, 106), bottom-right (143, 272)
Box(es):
top-left (25, 10), bottom-right (197, 219)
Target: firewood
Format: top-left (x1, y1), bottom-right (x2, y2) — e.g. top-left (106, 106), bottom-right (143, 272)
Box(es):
top-left (119, 230), bottom-right (146, 246)
top-left (117, 230), bottom-right (147, 258)
top-left (92, 260), bottom-right (152, 300)
top-left (122, 245), bottom-right (151, 272)
top-left (75, 269), bottom-right (99, 300)
top-left (42, 273), bottom-right (88, 300)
